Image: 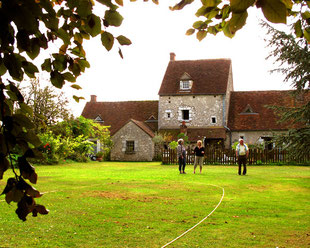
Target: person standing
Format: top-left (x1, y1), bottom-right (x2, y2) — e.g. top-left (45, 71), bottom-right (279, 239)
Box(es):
top-left (235, 139), bottom-right (249, 175)
top-left (177, 139), bottom-right (186, 174)
top-left (193, 140), bottom-right (205, 174)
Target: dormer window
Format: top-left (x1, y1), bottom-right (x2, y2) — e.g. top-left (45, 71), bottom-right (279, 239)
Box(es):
top-left (94, 115), bottom-right (104, 123)
top-left (179, 72), bottom-right (193, 91)
top-left (240, 104), bottom-right (258, 115)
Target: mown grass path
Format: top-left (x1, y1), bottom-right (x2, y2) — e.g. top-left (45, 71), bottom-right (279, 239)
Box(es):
top-left (0, 162), bottom-right (309, 247)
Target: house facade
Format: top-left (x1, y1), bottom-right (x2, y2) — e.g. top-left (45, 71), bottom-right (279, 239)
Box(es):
top-left (81, 53), bottom-right (307, 161)
top-left (158, 53), bottom-right (233, 148)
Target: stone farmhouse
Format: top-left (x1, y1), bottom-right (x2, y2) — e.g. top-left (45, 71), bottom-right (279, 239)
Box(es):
top-left (81, 53), bottom-right (306, 161)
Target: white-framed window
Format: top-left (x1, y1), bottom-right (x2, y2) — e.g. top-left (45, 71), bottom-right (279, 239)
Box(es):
top-left (180, 80), bottom-right (193, 90)
top-left (211, 116), bottom-right (217, 124)
top-left (182, 110), bottom-right (189, 120)
top-left (178, 107), bottom-right (192, 122)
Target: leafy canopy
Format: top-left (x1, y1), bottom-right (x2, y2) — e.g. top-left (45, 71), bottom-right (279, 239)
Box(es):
top-left (171, 0), bottom-right (310, 42)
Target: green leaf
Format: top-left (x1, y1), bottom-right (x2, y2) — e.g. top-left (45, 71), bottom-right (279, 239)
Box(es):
top-left (71, 84), bottom-right (82, 90)
top-left (18, 103), bottom-right (33, 115)
top-left (57, 28), bottom-right (71, 45)
top-left (0, 154), bottom-right (9, 180)
top-left (223, 22), bottom-right (235, 38)
top-left (51, 70), bottom-right (65, 88)
top-left (115, 0), bottom-right (123, 5)
top-left (196, 30), bottom-right (207, 41)
top-left (26, 38), bottom-right (40, 60)
top-left (229, 11), bottom-right (248, 34)
top-left (62, 72), bottom-right (76, 82)
top-left (104, 10), bottom-right (124, 27)
top-left (41, 59), bottom-right (52, 72)
top-left (230, 0), bottom-right (255, 13)
top-left (116, 35), bottom-right (132, 45)
top-left (22, 61), bottom-right (39, 78)
top-left (85, 14), bottom-right (102, 37)
top-left (0, 58), bottom-right (7, 76)
top-left (73, 95), bottom-right (85, 102)
top-left (101, 31), bottom-right (114, 51)
top-left (12, 114), bottom-right (35, 129)
top-left (52, 54), bottom-right (68, 72)
top-left (193, 21), bottom-right (205, 29)
top-left (23, 130), bottom-right (42, 147)
top-left (301, 11), bottom-right (310, 20)
top-left (294, 20), bottom-right (302, 38)
top-left (186, 28), bottom-right (195, 35)
top-left (3, 54), bottom-right (23, 81)
top-left (207, 26), bottom-right (219, 35)
top-left (222, 4), bottom-right (231, 19)
top-left (77, 0), bottom-right (92, 17)
top-left (196, 6), bottom-right (215, 17)
top-left (170, 0), bottom-right (195, 11)
top-left (78, 59), bottom-right (90, 69)
top-left (96, 0), bottom-right (118, 10)
top-left (201, 0), bottom-right (220, 8)
top-left (303, 28), bottom-right (310, 43)
top-left (74, 33), bottom-right (84, 44)
top-left (259, 0), bottom-right (287, 24)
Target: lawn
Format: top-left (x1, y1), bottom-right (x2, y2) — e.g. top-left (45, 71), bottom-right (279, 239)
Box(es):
top-left (0, 162), bottom-right (309, 248)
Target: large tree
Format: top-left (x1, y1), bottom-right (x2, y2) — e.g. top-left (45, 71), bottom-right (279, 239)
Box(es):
top-left (0, 0), bottom-right (133, 221)
top-left (262, 21), bottom-right (310, 159)
top-left (23, 78), bottom-right (72, 132)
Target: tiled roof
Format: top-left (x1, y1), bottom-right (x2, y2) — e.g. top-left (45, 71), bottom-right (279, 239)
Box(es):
top-left (158, 59), bottom-right (232, 96)
top-left (159, 128), bottom-right (226, 142)
top-left (81, 101), bottom-right (158, 135)
top-left (130, 119), bottom-right (155, 138)
top-left (228, 90), bottom-right (309, 131)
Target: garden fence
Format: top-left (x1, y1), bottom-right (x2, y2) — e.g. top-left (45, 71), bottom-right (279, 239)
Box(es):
top-left (161, 147), bottom-right (310, 165)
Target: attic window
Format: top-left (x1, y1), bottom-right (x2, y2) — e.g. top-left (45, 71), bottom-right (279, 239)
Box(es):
top-left (148, 115), bottom-right (156, 120)
top-left (94, 115), bottom-right (104, 123)
top-left (241, 104), bottom-right (258, 115)
top-left (179, 72), bottom-right (193, 90)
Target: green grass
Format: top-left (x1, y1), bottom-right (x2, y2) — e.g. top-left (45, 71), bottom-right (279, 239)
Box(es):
top-left (0, 162), bottom-right (309, 248)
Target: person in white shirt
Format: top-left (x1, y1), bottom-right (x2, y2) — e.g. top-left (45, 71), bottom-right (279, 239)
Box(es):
top-left (235, 139), bottom-right (249, 175)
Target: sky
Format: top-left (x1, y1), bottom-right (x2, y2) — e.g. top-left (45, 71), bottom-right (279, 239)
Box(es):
top-left (59, 1), bottom-right (293, 116)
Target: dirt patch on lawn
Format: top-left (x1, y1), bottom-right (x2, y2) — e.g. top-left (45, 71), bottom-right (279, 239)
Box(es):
top-left (281, 231), bottom-right (310, 247)
top-left (83, 190), bottom-right (174, 202)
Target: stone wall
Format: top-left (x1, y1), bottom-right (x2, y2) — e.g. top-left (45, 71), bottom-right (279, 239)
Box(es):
top-left (111, 121), bottom-right (154, 161)
top-left (158, 95), bottom-right (224, 129)
top-left (231, 130), bottom-right (285, 146)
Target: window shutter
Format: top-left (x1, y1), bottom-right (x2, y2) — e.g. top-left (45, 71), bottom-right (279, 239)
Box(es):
top-left (122, 140), bottom-right (126, 152)
top-left (135, 141), bottom-right (138, 152)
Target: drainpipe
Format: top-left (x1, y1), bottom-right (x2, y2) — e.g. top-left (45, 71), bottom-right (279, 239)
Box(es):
top-left (222, 95), bottom-right (226, 126)
top-left (224, 125), bottom-right (232, 148)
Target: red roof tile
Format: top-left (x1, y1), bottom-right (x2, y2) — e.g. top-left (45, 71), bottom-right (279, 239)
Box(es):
top-left (81, 101), bottom-right (158, 135)
top-left (159, 128), bottom-right (226, 141)
top-left (228, 90), bottom-right (309, 131)
top-left (131, 119), bottom-right (155, 138)
top-left (158, 59), bottom-right (232, 96)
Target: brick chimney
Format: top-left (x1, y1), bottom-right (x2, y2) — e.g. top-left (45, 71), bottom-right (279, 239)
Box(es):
top-left (170, 52), bottom-right (176, 61)
top-left (90, 95), bottom-right (97, 102)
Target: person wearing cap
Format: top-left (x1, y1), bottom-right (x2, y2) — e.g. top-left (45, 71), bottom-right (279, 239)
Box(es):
top-left (193, 140), bottom-right (205, 174)
top-left (177, 138), bottom-right (186, 174)
top-left (235, 138), bottom-right (249, 175)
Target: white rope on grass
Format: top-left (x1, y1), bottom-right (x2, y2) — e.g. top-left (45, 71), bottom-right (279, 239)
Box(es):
top-left (161, 184), bottom-right (225, 248)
